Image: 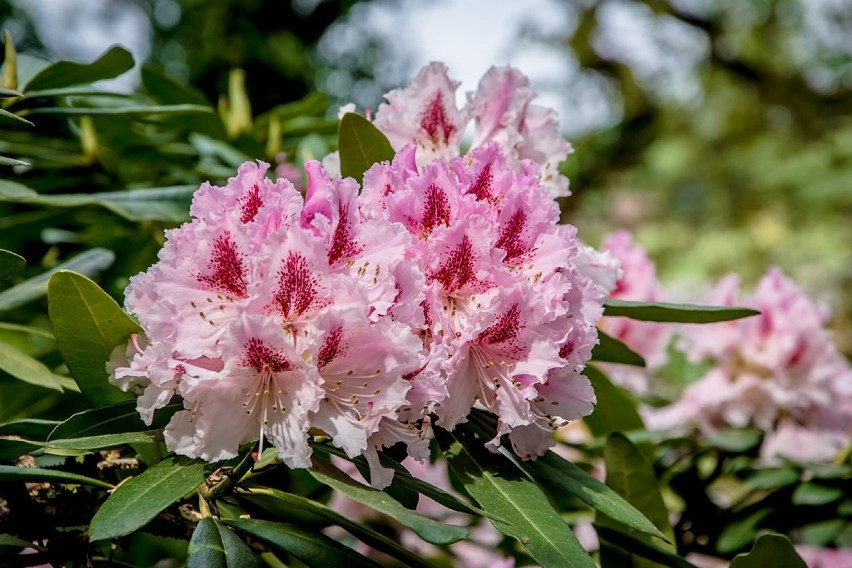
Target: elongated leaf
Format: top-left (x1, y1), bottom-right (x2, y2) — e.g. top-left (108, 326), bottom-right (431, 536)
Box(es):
top-left (188, 517), bottom-right (261, 568)
top-left (0, 155), bottom-right (29, 166)
top-left (435, 425), bottom-right (595, 568)
top-left (89, 456), bottom-right (205, 541)
top-left (338, 113), bottom-right (394, 182)
top-left (30, 104), bottom-right (212, 116)
top-left (597, 433), bottom-right (675, 566)
top-left (0, 249), bottom-right (25, 280)
top-left (603, 299), bottom-right (759, 323)
top-left (49, 399), bottom-right (181, 440)
top-left (0, 87), bottom-right (21, 97)
top-left (592, 330), bottom-right (646, 367)
top-left (239, 487), bottom-right (433, 568)
top-left (0, 248), bottom-right (114, 311)
top-left (47, 431), bottom-right (160, 451)
top-left (22, 87), bottom-right (133, 98)
top-left (48, 270), bottom-right (138, 406)
top-left (24, 46), bottom-right (133, 91)
top-left (0, 340), bottom-right (64, 391)
top-left (309, 456), bottom-right (467, 545)
top-left (0, 464), bottom-right (113, 488)
top-left (527, 450), bottom-right (667, 541)
top-left (0, 438), bottom-right (43, 460)
top-left (223, 518), bottom-right (383, 568)
top-left (730, 534), bottom-right (807, 568)
top-left (583, 366), bottom-right (645, 437)
top-left (791, 482), bottom-right (844, 506)
top-left (596, 527), bottom-right (697, 568)
top-left (0, 418), bottom-right (60, 439)
top-left (0, 107), bottom-right (32, 128)
top-left (0, 534), bottom-right (43, 548)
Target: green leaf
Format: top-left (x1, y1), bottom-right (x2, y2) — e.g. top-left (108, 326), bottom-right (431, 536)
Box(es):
top-left (48, 399), bottom-right (181, 440)
top-left (582, 366), bottom-right (645, 438)
top-left (791, 482), bottom-right (844, 506)
top-left (597, 433), bottom-right (676, 565)
top-left (729, 534), bottom-right (807, 568)
top-left (338, 113), bottom-right (394, 182)
top-left (0, 87), bottom-right (22, 97)
top-left (0, 107), bottom-right (32, 128)
top-left (0, 533), bottom-right (43, 549)
top-left (705, 428), bottom-right (763, 452)
top-left (0, 247), bottom-right (114, 311)
top-left (800, 519), bottom-right (846, 546)
top-left (46, 431), bottom-right (160, 451)
top-left (141, 63), bottom-right (210, 106)
top-left (0, 250), bottom-right (25, 280)
top-left (744, 468), bottom-right (800, 490)
top-left (0, 340), bottom-right (64, 391)
top-left (0, 438), bottom-right (43, 460)
top-left (603, 299), bottom-right (759, 323)
top-left (89, 456), bottom-right (205, 541)
top-left (309, 456), bottom-right (468, 546)
top-left (0, 464), bottom-right (113, 488)
top-left (527, 450), bottom-right (668, 541)
top-left (187, 517), bottom-right (261, 568)
top-left (23, 46), bottom-right (134, 92)
top-left (224, 519), bottom-right (383, 568)
top-left (435, 425), bottom-right (595, 568)
top-left (596, 527), bottom-right (697, 568)
top-left (592, 330), bottom-right (646, 367)
top-left (0, 418), bottom-right (60, 439)
top-left (30, 104), bottom-right (212, 116)
top-left (717, 509), bottom-right (772, 554)
top-left (48, 270), bottom-right (139, 406)
top-left (0, 155), bottom-right (29, 166)
top-left (238, 487), bottom-right (434, 568)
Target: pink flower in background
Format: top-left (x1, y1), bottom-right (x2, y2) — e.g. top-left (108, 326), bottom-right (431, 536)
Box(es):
top-left (646, 267), bottom-right (852, 463)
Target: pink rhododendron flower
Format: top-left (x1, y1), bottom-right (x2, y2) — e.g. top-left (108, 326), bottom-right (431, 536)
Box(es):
top-left (646, 268), bottom-right (852, 463)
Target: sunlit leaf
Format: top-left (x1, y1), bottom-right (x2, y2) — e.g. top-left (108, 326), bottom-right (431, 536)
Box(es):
top-left (603, 299), bottom-right (759, 323)
top-left (223, 518), bottom-right (383, 568)
top-left (0, 464), bottom-right (113, 488)
top-left (338, 113), bottom-right (394, 182)
top-left (729, 534), bottom-right (807, 568)
top-left (0, 340), bottom-right (64, 391)
top-left (309, 456), bottom-right (468, 546)
top-left (0, 108), bottom-right (32, 128)
top-left (48, 271), bottom-right (138, 406)
top-left (187, 517), bottom-right (261, 568)
top-left (582, 366), bottom-right (645, 438)
top-left (46, 431), bottom-right (160, 451)
top-left (435, 424), bottom-right (595, 567)
top-left (23, 46), bottom-right (134, 92)
top-left (592, 330), bottom-right (646, 367)
top-left (89, 456), bottom-right (205, 541)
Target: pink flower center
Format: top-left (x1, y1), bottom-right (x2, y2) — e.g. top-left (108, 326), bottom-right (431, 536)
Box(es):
top-left (318, 326), bottom-right (345, 369)
top-left (496, 209), bottom-right (530, 263)
top-left (476, 303), bottom-right (524, 358)
top-left (197, 232), bottom-right (248, 298)
top-left (328, 203), bottom-right (361, 266)
top-left (274, 252), bottom-right (322, 320)
top-left (241, 337), bottom-right (291, 373)
top-left (421, 183), bottom-right (451, 234)
top-left (419, 90), bottom-right (456, 145)
top-left (239, 183), bottom-right (264, 223)
top-left (469, 163), bottom-right (494, 201)
top-left (431, 235), bottom-right (476, 292)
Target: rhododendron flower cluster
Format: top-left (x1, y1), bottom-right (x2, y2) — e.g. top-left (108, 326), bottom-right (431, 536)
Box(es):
top-left (108, 63), bottom-right (607, 485)
top-left (646, 268), bottom-right (852, 463)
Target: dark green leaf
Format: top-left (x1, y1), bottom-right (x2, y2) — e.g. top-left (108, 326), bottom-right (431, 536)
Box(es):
top-left (309, 456), bottom-right (468, 546)
top-left (49, 400), bottom-right (181, 440)
top-left (238, 487), bottom-right (434, 568)
top-left (596, 527), bottom-right (697, 568)
top-left (22, 87), bottom-right (133, 99)
top-left (0, 248), bottom-right (114, 311)
top-left (0, 249), bottom-right (25, 280)
top-left (791, 482), bottom-right (844, 506)
top-left (0, 464), bottom-right (113, 488)
top-left (24, 46), bottom-right (134, 91)
top-left (435, 425), bottom-right (595, 568)
top-left (592, 330), bottom-right (646, 367)
top-left (48, 270), bottom-right (138, 406)
top-left (188, 517), bottom-right (261, 568)
top-left (800, 519), bottom-right (846, 546)
top-left (141, 63), bottom-right (210, 106)
top-left (223, 518), bottom-right (383, 568)
top-left (527, 450), bottom-right (668, 541)
top-left (0, 534), bottom-right (43, 548)
top-left (744, 468), bottom-right (800, 490)
top-left (46, 431), bottom-right (160, 451)
top-left (0, 438), bottom-right (43, 460)
top-left (0, 107), bottom-right (33, 128)
top-left (717, 509), bottom-right (772, 554)
top-left (603, 299), bottom-right (759, 323)
top-left (0, 418), bottom-right (60, 439)
top-left (729, 534), bottom-right (807, 568)
top-left (582, 366), bottom-right (645, 438)
top-left (0, 87), bottom-right (21, 97)
top-left (89, 456), bottom-right (205, 541)
top-left (0, 340), bottom-right (64, 390)
top-left (30, 104), bottom-right (212, 116)
top-left (338, 113), bottom-right (394, 182)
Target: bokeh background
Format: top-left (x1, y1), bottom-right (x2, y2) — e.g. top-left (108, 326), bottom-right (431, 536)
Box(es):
top-left (2, 0), bottom-right (851, 352)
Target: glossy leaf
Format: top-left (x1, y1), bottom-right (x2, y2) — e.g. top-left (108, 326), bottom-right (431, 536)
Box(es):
top-left (0, 418), bottom-right (60, 439)
top-left (0, 249), bottom-right (25, 280)
top-left (0, 464), bottom-right (113, 488)
top-left (0, 155), bottom-right (29, 166)
top-left (23, 46), bottom-right (134, 92)
top-left (48, 270), bottom-right (139, 406)
top-left (30, 104), bottom-right (212, 116)
top-left (597, 433), bottom-right (676, 564)
top-left (223, 518), bottom-right (383, 568)
top-left (0, 340), bottom-right (64, 391)
top-left (0, 534), bottom-right (42, 549)
top-left (48, 399), bottom-right (181, 440)
top-left (309, 456), bottom-right (468, 545)
top-left (0, 248), bottom-right (115, 311)
top-left (592, 330), bottom-right (646, 367)
top-left (89, 456), bottom-right (205, 541)
top-left (582, 366), bottom-right (645, 437)
top-left (603, 299), bottom-right (759, 323)
top-left (435, 425), bottom-right (595, 568)
top-left (0, 87), bottom-right (21, 97)
top-left (527, 450), bottom-right (668, 541)
top-left (187, 517), bottom-right (261, 568)
top-left (238, 487), bottom-right (433, 568)
top-left (729, 534), bottom-right (807, 568)
top-left (0, 438), bottom-right (43, 460)
top-left (0, 108), bottom-right (33, 128)
top-left (338, 113), bottom-right (394, 182)
top-left (46, 431), bottom-right (160, 451)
